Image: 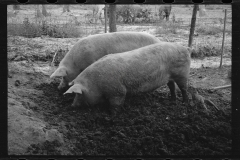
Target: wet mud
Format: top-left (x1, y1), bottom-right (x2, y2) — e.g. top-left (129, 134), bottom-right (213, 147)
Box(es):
top-left (25, 72), bottom-right (231, 155)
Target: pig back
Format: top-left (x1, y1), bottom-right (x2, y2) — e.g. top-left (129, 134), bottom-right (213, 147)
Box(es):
top-left (92, 32), bottom-right (161, 55)
top-left (60, 32), bottom-right (161, 85)
top-left (72, 32), bottom-right (161, 63)
top-left (79, 42), bottom-right (191, 95)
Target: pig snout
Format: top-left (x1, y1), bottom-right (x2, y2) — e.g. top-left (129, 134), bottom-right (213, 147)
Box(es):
top-left (58, 85), bottom-right (69, 93)
top-left (58, 78), bottom-right (70, 93)
top-left (71, 94), bottom-right (82, 108)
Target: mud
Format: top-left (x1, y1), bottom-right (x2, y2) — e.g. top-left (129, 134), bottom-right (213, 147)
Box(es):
top-left (7, 4), bottom-right (232, 155)
top-left (19, 65), bottom-right (231, 155)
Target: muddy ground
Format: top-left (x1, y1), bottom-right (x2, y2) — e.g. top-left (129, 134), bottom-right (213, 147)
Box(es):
top-left (7, 5), bottom-right (232, 155)
top-left (8, 59), bottom-right (231, 155)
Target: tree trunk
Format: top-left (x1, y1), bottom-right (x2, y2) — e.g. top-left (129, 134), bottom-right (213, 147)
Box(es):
top-left (67, 5), bottom-right (70, 12)
top-left (188, 5), bottom-right (198, 48)
top-left (36, 5), bottom-right (42, 18)
top-left (109, 4), bottom-right (117, 32)
top-left (63, 5), bottom-right (66, 13)
top-left (197, 5), bottom-right (200, 11)
top-left (63, 5), bottom-right (70, 13)
top-left (104, 5), bottom-right (108, 33)
top-left (13, 5), bottom-right (21, 10)
top-left (42, 5), bottom-right (48, 17)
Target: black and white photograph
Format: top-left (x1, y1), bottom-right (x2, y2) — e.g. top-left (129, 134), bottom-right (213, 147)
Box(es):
top-left (7, 4), bottom-right (231, 155)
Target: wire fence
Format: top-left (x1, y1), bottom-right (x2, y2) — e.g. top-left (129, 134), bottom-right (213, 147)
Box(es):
top-left (7, 5), bottom-right (232, 64)
top-left (7, 5), bottom-right (232, 35)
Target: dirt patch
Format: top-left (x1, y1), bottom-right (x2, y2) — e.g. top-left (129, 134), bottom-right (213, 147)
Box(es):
top-left (190, 66), bottom-right (231, 87)
top-left (7, 6), bottom-right (231, 154)
top-left (8, 61), bottom-right (67, 155)
top-left (8, 59), bottom-right (231, 155)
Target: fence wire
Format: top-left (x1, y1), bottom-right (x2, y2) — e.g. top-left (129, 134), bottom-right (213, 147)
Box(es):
top-left (7, 5), bottom-right (232, 64)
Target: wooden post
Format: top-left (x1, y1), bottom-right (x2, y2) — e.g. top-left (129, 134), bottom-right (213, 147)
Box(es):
top-left (109, 4), bottom-right (117, 32)
top-left (220, 9), bottom-right (227, 68)
top-left (42, 5), bottom-right (48, 17)
top-left (188, 5), bottom-right (198, 48)
top-left (104, 5), bottom-right (107, 33)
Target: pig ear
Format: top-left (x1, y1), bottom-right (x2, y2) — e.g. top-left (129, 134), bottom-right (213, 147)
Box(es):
top-left (68, 81), bottom-right (74, 86)
top-left (187, 47), bottom-right (192, 53)
top-left (64, 84), bottom-right (83, 95)
top-left (50, 66), bottom-right (67, 78)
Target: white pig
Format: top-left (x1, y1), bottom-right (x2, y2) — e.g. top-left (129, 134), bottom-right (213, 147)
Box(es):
top-left (64, 42), bottom-right (191, 115)
top-left (50, 31), bottom-right (161, 92)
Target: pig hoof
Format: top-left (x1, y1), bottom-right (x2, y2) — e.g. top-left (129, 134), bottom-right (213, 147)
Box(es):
top-left (170, 99), bottom-right (177, 105)
top-left (169, 96), bottom-right (176, 102)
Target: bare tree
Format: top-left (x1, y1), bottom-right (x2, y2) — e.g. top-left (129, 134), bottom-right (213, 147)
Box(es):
top-left (63, 5), bottom-right (70, 13)
top-left (188, 5), bottom-right (198, 48)
top-left (109, 4), bottom-right (116, 32)
top-left (13, 5), bottom-right (21, 10)
top-left (104, 5), bottom-right (108, 33)
top-left (42, 5), bottom-right (49, 17)
top-left (36, 5), bottom-right (43, 18)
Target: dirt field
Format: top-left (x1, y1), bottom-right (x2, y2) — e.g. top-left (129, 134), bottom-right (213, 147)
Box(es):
top-left (8, 59), bottom-right (231, 155)
top-left (8, 5), bottom-right (231, 155)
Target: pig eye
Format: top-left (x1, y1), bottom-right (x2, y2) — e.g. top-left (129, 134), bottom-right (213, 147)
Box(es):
top-left (68, 81), bottom-right (74, 86)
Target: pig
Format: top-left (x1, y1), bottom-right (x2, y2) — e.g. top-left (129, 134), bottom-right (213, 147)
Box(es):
top-left (64, 42), bottom-right (191, 115)
top-left (50, 31), bottom-right (161, 92)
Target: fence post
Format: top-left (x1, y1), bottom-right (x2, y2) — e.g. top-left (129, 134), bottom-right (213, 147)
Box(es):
top-left (220, 9), bottom-right (227, 68)
top-left (109, 4), bottom-right (117, 32)
top-left (188, 4), bottom-right (198, 48)
top-left (104, 5), bottom-right (107, 33)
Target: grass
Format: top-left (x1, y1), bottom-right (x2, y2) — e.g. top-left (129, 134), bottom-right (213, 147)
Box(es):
top-left (8, 21), bottom-right (42, 38)
top-left (195, 24), bottom-right (223, 35)
top-left (155, 21), bottom-right (182, 35)
top-left (8, 18), bottom-right (84, 38)
top-left (191, 43), bottom-right (222, 58)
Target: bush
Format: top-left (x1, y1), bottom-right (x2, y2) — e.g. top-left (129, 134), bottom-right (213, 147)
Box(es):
top-left (8, 18), bottom-right (83, 38)
top-left (116, 5), bottom-right (143, 24)
top-left (155, 21), bottom-right (181, 35)
top-left (191, 43), bottom-right (222, 58)
top-left (41, 22), bottom-right (83, 38)
top-left (196, 24), bottom-right (222, 35)
top-left (52, 48), bottom-right (69, 66)
top-left (8, 23), bottom-right (42, 38)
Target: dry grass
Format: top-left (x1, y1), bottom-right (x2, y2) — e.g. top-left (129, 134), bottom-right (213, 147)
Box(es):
top-left (196, 24), bottom-right (222, 35)
top-left (8, 19), bottom-right (83, 38)
top-left (155, 21), bottom-right (183, 35)
top-left (8, 23), bottom-right (41, 38)
top-left (191, 43), bottom-right (222, 58)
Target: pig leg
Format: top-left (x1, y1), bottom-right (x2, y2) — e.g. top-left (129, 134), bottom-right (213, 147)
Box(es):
top-left (108, 96), bottom-right (126, 117)
top-left (174, 78), bottom-right (188, 104)
top-left (167, 80), bottom-right (177, 102)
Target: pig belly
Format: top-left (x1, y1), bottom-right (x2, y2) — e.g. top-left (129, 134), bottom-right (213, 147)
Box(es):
top-left (128, 73), bottom-right (170, 94)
